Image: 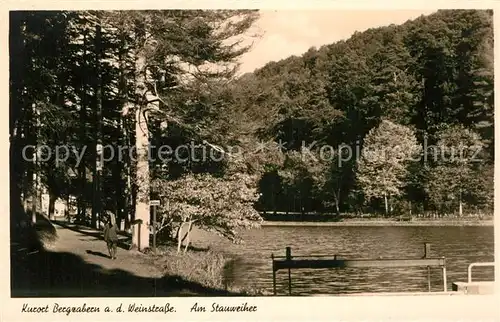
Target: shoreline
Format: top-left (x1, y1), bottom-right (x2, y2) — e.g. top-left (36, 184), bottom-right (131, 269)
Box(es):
top-left (261, 220), bottom-right (494, 227)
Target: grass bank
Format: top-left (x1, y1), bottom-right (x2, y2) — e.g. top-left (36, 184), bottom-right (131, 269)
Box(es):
top-left (262, 219), bottom-right (494, 227)
top-left (11, 212), bottom-right (59, 251)
top-left (148, 246), bottom-right (270, 296)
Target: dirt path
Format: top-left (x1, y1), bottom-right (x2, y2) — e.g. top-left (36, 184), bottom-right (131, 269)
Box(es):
top-left (50, 223), bottom-right (164, 279)
top-left (11, 220), bottom-right (239, 297)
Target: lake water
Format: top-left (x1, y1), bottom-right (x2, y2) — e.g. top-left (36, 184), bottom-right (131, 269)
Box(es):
top-left (202, 225), bottom-right (495, 295)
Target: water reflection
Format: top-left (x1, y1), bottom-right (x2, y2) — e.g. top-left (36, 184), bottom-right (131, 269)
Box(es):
top-left (209, 226), bottom-right (494, 295)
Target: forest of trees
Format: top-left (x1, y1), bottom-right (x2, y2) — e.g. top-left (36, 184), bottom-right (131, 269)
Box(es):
top-left (234, 9), bottom-right (494, 217)
top-left (10, 10), bottom-right (494, 250)
top-left (10, 10), bottom-right (265, 250)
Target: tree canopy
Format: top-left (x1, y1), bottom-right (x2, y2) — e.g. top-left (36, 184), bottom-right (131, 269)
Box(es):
top-left (230, 9), bottom-right (493, 216)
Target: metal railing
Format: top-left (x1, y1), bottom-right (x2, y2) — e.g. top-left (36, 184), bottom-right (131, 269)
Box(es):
top-left (468, 262), bottom-right (494, 283)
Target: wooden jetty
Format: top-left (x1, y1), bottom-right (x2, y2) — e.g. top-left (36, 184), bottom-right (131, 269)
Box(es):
top-left (271, 243), bottom-right (447, 296)
top-left (452, 262), bottom-right (495, 295)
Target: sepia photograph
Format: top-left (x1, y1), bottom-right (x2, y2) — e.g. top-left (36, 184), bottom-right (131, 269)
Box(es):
top-left (8, 7), bottom-right (494, 303)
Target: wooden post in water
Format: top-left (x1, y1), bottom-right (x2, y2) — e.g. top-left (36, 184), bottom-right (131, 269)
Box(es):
top-left (271, 253), bottom-right (277, 295)
top-left (424, 243), bottom-right (431, 292)
top-left (427, 267), bottom-right (431, 292)
top-left (286, 247), bottom-right (292, 295)
top-left (442, 260), bottom-right (447, 292)
top-left (424, 243), bottom-right (431, 258)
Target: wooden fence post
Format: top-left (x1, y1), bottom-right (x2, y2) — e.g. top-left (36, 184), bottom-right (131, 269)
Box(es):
top-left (286, 247), bottom-right (292, 295)
top-left (425, 243), bottom-right (431, 291)
top-left (272, 253), bottom-right (277, 295)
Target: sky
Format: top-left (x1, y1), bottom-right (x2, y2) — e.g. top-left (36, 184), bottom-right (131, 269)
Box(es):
top-left (238, 10), bottom-right (437, 74)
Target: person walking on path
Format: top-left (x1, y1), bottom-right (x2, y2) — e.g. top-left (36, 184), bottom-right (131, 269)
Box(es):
top-left (103, 211), bottom-right (118, 259)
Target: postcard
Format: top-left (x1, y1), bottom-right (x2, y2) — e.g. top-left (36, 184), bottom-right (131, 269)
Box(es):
top-left (2, 1), bottom-right (498, 321)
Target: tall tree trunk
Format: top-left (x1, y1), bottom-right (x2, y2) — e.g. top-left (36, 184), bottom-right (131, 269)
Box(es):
top-left (9, 13), bottom-right (27, 230)
top-left (78, 31), bottom-right (88, 223)
top-left (113, 160), bottom-right (122, 228)
top-left (65, 194), bottom-right (70, 219)
top-left (22, 17), bottom-right (35, 216)
top-left (31, 102), bottom-right (40, 224)
top-left (334, 201), bottom-right (340, 216)
top-left (119, 28), bottom-right (132, 230)
top-left (31, 166), bottom-right (37, 223)
top-left (459, 188), bottom-right (463, 217)
top-left (48, 192), bottom-right (56, 220)
top-left (124, 120), bottom-right (133, 230)
top-left (92, 22), bottom-right (103, 229)
top-left (333, 189), bottom-right (341, 216)
top-left (131, 46), bottom-right (151, 251)
top-left (22, 175), bottom-right (30, 212)
top-left (384, 192), bottom-right (388, 216)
